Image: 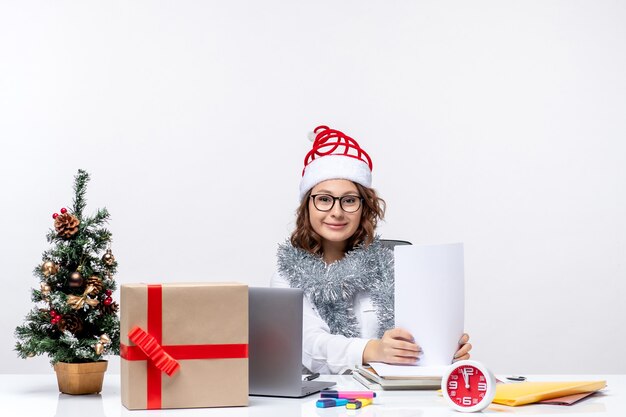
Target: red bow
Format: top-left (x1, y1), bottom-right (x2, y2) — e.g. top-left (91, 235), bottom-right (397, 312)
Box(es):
top-left (127, 326), bottom-right (180, 376)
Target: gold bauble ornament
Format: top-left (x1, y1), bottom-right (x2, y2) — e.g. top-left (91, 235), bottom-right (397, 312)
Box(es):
top-left (41, 261), bottom-right (59, 277)
top-left (85, 275), bottom-right (103, 294)
top-left (69, 271), bottom-right (83, 288)
top-left (99, 334), bottom-right (111, 345)
top-left (40, 283), bottom-right (51, 295)
top-left (94, 342), bottom-right (104, 355)
top-left (102, 249), bottom-right (115, 266)
top-left (27, 352), bottom-right (35, 358)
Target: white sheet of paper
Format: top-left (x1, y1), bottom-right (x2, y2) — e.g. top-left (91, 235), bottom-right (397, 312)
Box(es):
top-left (369, 362), bottom-right (446, 378)
top-left (393, 243), bottom-right (465, 368)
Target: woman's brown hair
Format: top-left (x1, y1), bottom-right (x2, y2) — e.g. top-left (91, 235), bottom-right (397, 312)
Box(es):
top-left (290, 183), bottom-right (386, 256)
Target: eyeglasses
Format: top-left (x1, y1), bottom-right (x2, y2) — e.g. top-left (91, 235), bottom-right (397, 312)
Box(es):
top-left (310, 194), bottom-right (363, 213)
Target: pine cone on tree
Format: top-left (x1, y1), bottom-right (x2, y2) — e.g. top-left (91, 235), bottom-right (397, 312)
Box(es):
top-left (101, 301), bottom-right (119, 315)
top-left (54, 213), bottom-right (80, 238)
top-left (58, 313), bottom-right (83, 334)
top-left (85, 275), bottom-right (103, 294)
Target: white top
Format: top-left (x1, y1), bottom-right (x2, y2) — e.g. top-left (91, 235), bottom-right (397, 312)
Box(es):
top-left (271, 271), bottom-right (378, 374)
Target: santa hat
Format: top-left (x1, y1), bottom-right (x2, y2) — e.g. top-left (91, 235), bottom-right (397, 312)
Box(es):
top-left (299, 125), bottom-right (373, 200)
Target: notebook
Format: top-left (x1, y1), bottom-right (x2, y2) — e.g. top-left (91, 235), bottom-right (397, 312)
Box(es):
top-left (354, 365), bottom-right (441, 390)
top-left (248, 287), bottom-right (335, 397)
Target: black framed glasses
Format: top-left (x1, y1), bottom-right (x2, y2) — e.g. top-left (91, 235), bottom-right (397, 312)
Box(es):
top-left (310, 194), bottom-right (363, 213)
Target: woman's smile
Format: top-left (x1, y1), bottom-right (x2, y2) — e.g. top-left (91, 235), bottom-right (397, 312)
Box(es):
top-left (324, 222), bottom-right (348, 230)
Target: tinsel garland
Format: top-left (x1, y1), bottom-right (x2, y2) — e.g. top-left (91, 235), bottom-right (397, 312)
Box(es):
top-left (277, 237), bottom-right (394, 338)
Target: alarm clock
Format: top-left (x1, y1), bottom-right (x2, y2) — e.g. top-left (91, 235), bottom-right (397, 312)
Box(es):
top-left (441, 360), bottom-right (497, 412)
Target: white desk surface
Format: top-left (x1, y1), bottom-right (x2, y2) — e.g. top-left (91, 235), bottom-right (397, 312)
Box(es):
top-left (0, 374), bottom-right (621, 417)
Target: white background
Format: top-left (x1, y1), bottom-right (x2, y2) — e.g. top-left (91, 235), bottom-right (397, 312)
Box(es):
top-left (1, 1), bottom-right (624, 375)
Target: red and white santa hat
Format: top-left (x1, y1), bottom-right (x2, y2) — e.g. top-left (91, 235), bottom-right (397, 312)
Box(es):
top-left (299, 125), bottom-right (373, 200)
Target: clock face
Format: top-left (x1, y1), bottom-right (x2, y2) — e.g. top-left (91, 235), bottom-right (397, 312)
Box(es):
top-left (442, 360), bottom-right (496, 412)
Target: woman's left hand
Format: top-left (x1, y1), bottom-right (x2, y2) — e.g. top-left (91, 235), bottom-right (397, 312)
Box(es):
top-left (453, 333), bottom-right (472, 362)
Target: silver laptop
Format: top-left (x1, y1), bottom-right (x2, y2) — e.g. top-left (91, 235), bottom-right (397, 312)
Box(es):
top-left (249, 287), bottom-right (335, 397)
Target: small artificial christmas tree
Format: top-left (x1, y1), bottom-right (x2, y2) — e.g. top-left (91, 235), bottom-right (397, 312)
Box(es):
top-left (15, 170), bottom-right (120, 372)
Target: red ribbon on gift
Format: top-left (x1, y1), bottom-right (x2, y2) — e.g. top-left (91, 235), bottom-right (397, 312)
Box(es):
top-left (127, 326), bottom-right (181, 376)
top-left (120, 284), bottom-right (248, 409)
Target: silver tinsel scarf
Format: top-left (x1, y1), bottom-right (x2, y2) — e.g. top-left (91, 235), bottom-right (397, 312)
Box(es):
top-left (277, 237), bottom-right (395, 338)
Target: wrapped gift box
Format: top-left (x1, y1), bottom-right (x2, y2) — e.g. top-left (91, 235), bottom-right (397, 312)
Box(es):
top-left (120, 282), bottom-right (248, 409)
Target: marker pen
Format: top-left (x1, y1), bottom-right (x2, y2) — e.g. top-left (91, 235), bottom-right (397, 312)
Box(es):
top-left (316, 398), bottom-right (349, 408)
top-left (320, 390), bottom-right (377, 399)
top-left (346, 398), bottom-right (373, 409)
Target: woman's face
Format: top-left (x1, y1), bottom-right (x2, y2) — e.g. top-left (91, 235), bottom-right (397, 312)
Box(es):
top-left (308, 179), bottom-right (362, 245)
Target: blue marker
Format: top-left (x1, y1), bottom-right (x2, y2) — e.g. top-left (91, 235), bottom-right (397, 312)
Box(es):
top-left (316, 398), bottom-right (349, 408)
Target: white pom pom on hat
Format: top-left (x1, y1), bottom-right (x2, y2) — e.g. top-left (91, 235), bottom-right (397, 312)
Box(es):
top-left (299, 125), bottom-right (373, 200)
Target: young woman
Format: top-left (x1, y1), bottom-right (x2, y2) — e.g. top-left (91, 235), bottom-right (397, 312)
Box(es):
top-left (271, 125), bottom-right (472, 374)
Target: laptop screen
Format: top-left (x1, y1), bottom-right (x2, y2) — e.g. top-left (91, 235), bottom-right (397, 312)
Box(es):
top-left (248, 287), bottom-right (304, 396)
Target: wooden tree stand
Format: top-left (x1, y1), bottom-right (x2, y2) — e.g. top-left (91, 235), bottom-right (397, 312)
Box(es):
top-left (54, 360), bottom-right (108, 395)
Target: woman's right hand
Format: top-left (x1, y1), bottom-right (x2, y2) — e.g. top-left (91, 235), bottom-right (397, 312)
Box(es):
top-left (362, 327), bottom-right (422, 365)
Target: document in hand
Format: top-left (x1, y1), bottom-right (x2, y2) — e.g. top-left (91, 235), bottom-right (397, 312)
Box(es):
top-left (492, 380), bottom-right (607, 406)
top-left (394, 243), bottom-right (465, 366)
